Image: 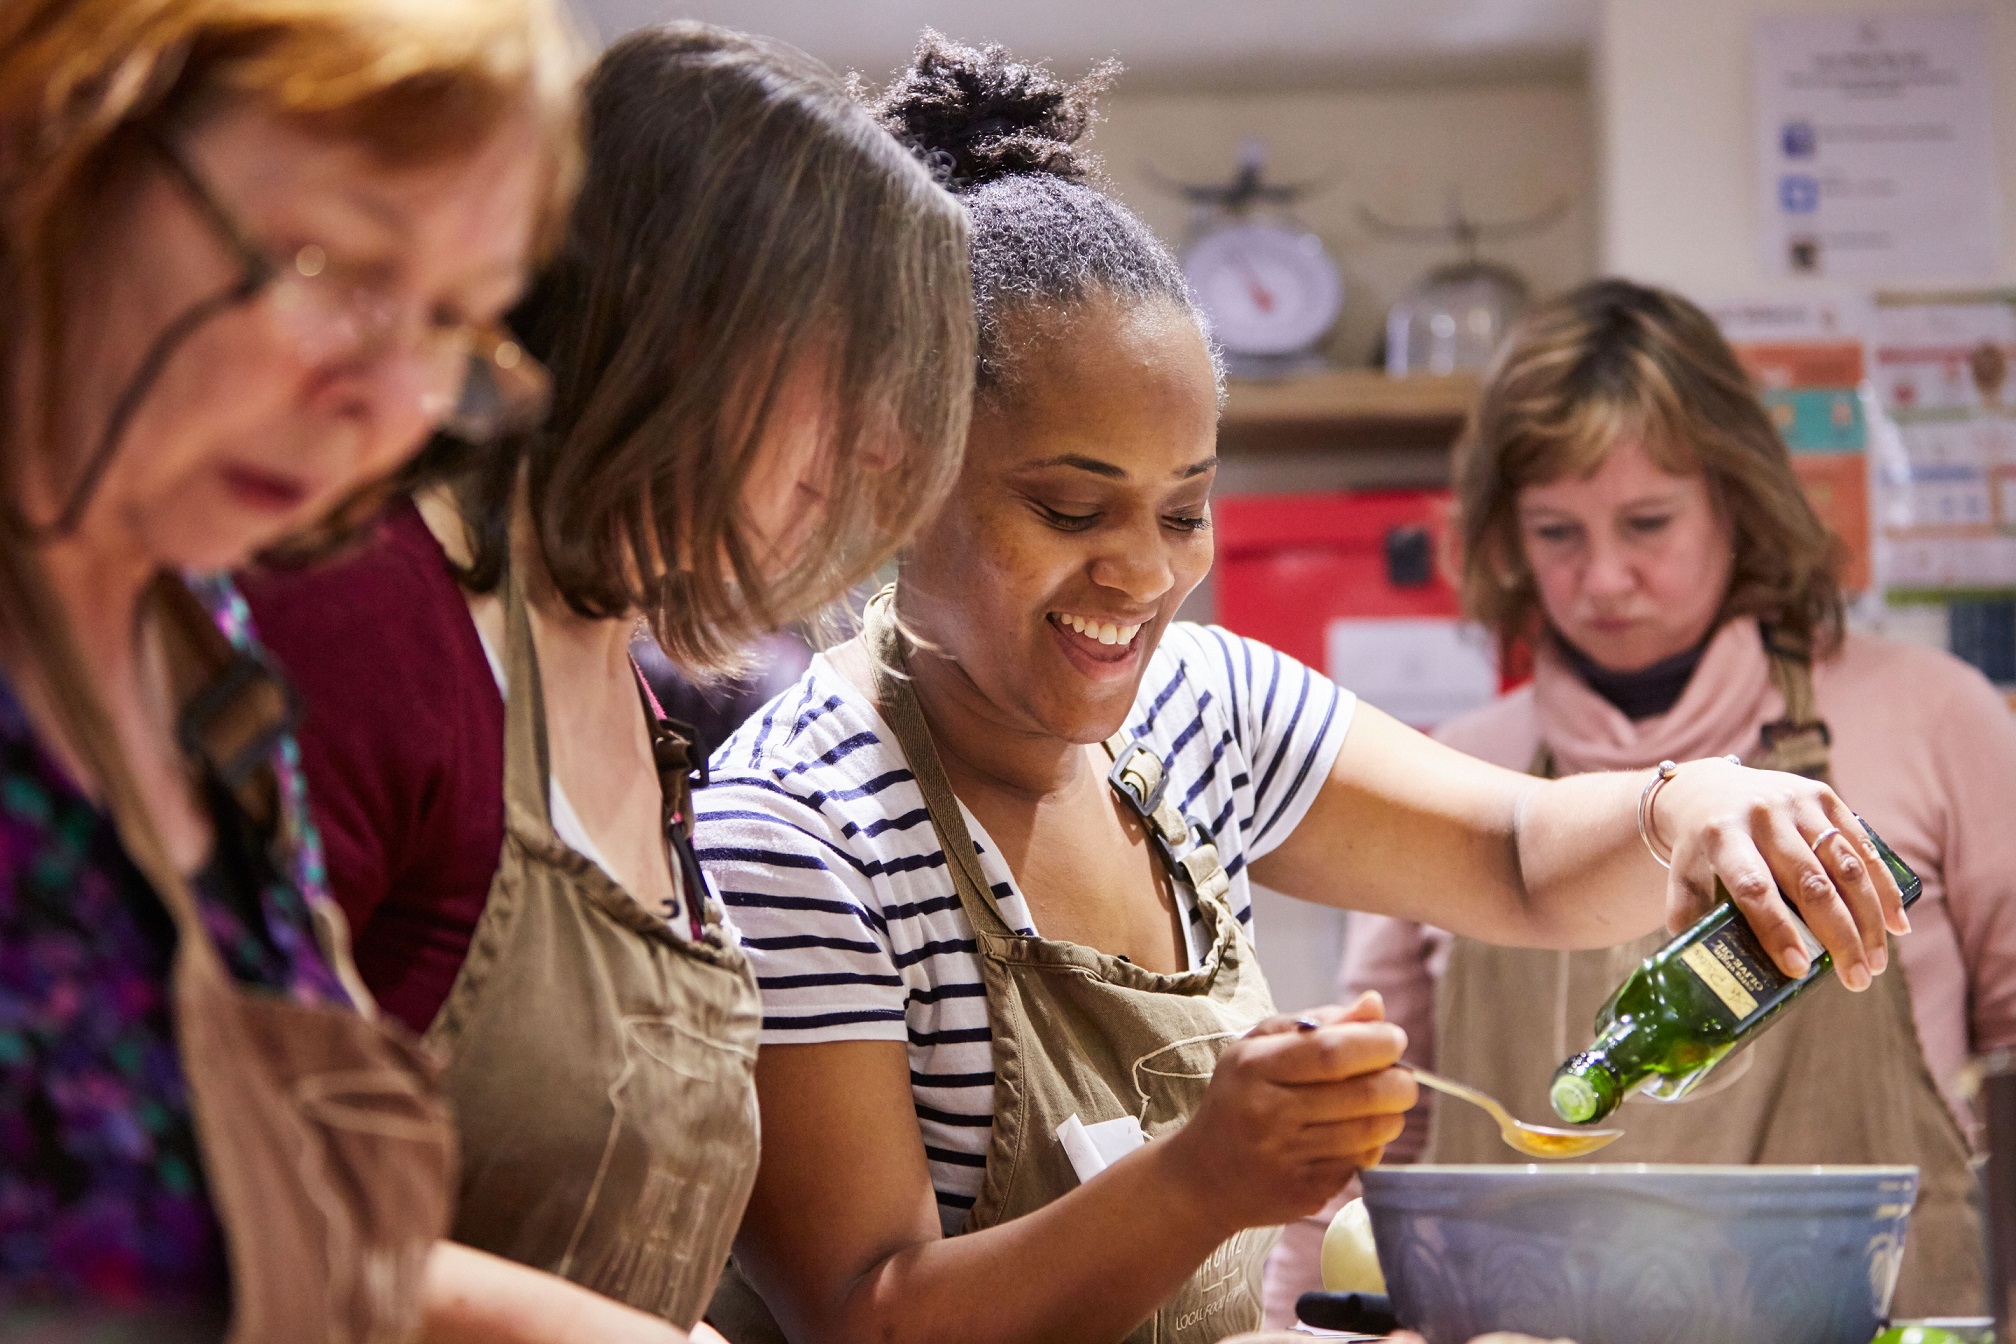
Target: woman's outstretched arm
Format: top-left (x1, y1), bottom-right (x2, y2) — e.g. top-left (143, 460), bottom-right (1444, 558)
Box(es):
top-left (1252, 703), bottom-right (1905, 991)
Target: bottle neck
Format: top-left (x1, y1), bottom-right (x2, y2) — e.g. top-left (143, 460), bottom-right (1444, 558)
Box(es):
top-left (1551, 1018), bottom-right (1650, 1123)
top-left (1552, 1054), bottom-right (1619, 1124)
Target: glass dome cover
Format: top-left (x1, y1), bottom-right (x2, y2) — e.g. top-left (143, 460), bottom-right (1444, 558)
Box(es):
top-left (1385, 259), bottom-right (1529, 378)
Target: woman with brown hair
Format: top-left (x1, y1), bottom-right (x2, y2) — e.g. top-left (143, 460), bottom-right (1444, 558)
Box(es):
top-left (1266, 277), bottom-right (2016, 1324)
top-left (0, 1), bottom-right (708, 1340)
top-left (239, 21), bottom-right (973, 1337)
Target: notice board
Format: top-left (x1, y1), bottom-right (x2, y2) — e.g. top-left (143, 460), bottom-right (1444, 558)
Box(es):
top-left (1869, 291), bottom-right (2016, 600)
top-left (1754, 13), bottom-right (1998, 282)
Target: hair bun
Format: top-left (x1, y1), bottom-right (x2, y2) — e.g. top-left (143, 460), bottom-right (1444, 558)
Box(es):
top-left (875, 31), bottom-right (1114, 189)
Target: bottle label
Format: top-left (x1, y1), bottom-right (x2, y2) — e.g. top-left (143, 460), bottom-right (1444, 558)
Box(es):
top-left (1681, 908), bottom-right (1814, 1024)
top-left (1679, 940), bottom-right (1762, 1018)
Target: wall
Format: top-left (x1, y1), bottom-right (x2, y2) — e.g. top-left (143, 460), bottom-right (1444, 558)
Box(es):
top-left (1597, 0), bottom-right (2016, 297)
top-left (1094, 78), bottom-right (1599, 367)
top-left (1597, 0), bottom-right (2016, 655)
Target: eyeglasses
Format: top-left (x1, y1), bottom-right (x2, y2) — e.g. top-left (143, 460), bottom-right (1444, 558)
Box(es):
top-left (145, 130), bottom-right (550, 446)
top-left (47, 130), bottom-right (556, 535)
top-left (48, 128), bottom-right (552, 536)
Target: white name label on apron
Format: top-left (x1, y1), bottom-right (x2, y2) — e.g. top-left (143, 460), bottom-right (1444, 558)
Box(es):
top-left (1056, 1113), bottom-right (1149, 1185)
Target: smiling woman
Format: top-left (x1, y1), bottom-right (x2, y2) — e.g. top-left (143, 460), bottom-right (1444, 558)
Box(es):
top-left (902, 293), bottom-right (1223, 741)
top-left (698, 39), bottom-right (1925, 1344)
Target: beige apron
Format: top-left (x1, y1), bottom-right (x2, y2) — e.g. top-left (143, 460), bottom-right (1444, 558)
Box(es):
top-left (869, 587), bottom-right (1280, 1343)
top-left (1426, 648), bottom-right (1983, 1318)
top-left (139, 576), bottom-right (457, 1343)
top-left (422, 566), bottom-right (761, 1327)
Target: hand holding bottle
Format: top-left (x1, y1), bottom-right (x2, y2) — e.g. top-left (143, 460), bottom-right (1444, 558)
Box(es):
top-left (1551, 818), bottom-right (1921, 1124)
top-left (1639, 756), bottom-right (1908, 992)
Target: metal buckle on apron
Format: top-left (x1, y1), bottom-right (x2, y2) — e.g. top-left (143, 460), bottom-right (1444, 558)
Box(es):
top-left (1759, 716), bottom-right (1831, 752)
top-left (650, 717), bottom-right (711, 791)
top-left (176, 648), bottom-right (303, 790)
top-left (1110, 740), bottom-right (1189, 847)
top-left (1110, 737), bottom-right (1228, 885)
top-left (1107, 739), bottom-right (1168, 817)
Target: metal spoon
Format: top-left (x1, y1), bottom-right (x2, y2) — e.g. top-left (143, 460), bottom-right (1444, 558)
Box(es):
top-left (1284, 1017), bottom-right (1623, 1160)
top-left (1406, 1066), bottom-right (1624, 1160)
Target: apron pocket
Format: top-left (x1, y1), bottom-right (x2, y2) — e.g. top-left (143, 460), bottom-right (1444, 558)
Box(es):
top-left (1131, 1030), bottom-right (1237, 1128)
top-left (292, 1067), bottom-right (456, 1342)
top-left (559, 1015), bottom-right (759, 1324)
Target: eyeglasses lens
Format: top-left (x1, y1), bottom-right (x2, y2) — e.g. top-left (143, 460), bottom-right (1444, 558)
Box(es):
top-left (264, 257), bottom-right (548, 443)
top-left (441, 337), bottom-right (552, 445)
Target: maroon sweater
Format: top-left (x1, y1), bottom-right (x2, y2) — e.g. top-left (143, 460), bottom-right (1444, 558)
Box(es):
top-left (239, 500), bottom-right (504, 1035)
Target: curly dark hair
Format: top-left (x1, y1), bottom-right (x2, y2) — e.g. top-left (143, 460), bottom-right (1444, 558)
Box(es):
top-left (873, 31), bottom-right (1215, 398)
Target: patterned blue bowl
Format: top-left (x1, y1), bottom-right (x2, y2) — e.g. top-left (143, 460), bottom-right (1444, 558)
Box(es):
top-left (1360, 1164), bottom-right (1919, 1344)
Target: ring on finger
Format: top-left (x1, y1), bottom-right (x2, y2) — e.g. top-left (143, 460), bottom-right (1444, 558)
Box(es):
top-left (1810, 825), bottom-right (1844, 852)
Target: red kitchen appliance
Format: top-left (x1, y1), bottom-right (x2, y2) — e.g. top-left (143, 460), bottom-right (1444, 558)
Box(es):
top-left (1213, 489), bottom-right (1504, 729)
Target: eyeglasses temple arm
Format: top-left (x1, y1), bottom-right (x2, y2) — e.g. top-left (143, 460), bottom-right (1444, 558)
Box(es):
top-left (141, 127), bottom-right (277, 292)
top-left (42, 129), bottom-right (283, 535)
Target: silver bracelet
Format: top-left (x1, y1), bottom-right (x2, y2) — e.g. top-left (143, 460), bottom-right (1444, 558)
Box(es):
top-left (1638, 755), bottom-right (1744, 869)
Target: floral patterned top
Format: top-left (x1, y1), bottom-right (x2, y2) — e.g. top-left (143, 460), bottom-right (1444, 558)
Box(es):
top-left (0, 576), bottom-right (344, 1317)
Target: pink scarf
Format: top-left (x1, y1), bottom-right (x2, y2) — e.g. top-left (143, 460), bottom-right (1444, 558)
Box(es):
top-left (1533, 617), bottom-right (1781, 775)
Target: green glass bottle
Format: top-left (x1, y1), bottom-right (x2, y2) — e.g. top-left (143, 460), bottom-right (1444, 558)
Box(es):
top-left (1550, 820), bottom-right (1922, 1125)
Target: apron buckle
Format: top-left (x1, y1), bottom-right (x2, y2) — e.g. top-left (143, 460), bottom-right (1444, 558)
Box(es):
top-left (651, 726), bottom-right (711, 791)
top-left (1759, 716), bottom-right (1832, 752)
top-left (1107, 739), bottom-right (1168, 818)
top-left (176, 649), bottom-right (303, 791)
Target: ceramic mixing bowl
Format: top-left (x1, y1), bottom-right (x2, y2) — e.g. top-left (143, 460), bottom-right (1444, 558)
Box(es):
top-left (1360, 1164), bottom-right (1919, 1344)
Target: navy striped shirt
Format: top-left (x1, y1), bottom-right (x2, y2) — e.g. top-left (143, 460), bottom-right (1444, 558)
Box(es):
top-left (694, 623), bottom-right (1353, 1231)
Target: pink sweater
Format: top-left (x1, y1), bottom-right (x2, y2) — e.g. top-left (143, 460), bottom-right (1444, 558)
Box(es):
top-left (1263, 617), bottom-right (2016, 1326)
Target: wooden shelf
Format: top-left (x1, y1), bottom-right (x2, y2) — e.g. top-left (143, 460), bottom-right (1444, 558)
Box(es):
top-left (1219, 368), bottom-right (1479, 454)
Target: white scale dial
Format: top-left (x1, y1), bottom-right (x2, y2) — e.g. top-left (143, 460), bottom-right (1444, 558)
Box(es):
top-left (1184, 221), bottom-right (1343, 358)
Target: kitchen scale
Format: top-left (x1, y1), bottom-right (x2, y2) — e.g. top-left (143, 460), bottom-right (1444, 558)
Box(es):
top-left (1163, 139), bottom-right (1343, 379)
top-left (1361, 191), bottom-right (1568, 377)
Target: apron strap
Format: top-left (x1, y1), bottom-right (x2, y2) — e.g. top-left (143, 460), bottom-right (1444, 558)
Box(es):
top-left (629, 660), bottom-right (709, 834)
top-left (130, 576), bottom-right (269, 987)
top-left (630, 661), bottom-right (712, 941)
top-left (141, 575), bottom-right (381, 1014)
top-left (1103, 732), bottom-right (1233, 907)
top-left (1755, 633), bottom-right (1833, 783)
top-left (863, 586), bottom-right (1020, 941)
top-left (498, 559), bottom-right (557, 826)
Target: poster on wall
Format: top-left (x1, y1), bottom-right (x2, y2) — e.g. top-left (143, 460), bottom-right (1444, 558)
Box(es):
top-left (1868, 291), bottom-right (2016, 601)
top-left (1753, 13), bottom-right (1998, 282)
top-left (1712, 298), bottom-right (1876, 592)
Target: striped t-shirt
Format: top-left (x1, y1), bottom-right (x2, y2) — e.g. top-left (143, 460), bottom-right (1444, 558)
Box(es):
top-left (694, 622), bottom-right (1354, 1232)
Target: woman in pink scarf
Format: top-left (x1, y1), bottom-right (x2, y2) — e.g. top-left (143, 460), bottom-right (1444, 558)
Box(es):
top-left (1265, 279), bottom-right (2016, 1327)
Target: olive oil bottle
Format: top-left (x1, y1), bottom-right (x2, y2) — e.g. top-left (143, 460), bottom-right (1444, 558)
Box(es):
top-left (1550, 821), bottom-right (1922, 1125)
